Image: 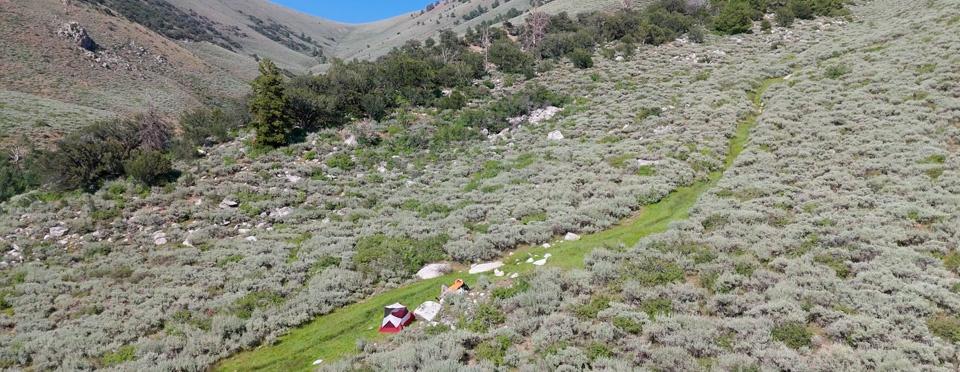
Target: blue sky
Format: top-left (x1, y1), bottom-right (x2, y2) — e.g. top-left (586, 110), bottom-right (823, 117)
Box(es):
top-left (271, 0), bottom-right (435, 23)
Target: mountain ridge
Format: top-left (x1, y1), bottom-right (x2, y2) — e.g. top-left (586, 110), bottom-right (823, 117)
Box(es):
top-left (0, 0), bottom-right (619, 144)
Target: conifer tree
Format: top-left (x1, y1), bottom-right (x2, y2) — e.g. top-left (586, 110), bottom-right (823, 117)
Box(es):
top-left (249, 59), bottom-right (289, 147)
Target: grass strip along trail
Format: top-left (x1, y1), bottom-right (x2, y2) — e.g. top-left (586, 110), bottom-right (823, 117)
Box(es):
top-left (216, 77), bottom-right (783, 372)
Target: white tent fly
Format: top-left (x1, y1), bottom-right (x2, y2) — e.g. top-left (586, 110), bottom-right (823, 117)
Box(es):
top-left (414, 301), bottom-right (442, 322)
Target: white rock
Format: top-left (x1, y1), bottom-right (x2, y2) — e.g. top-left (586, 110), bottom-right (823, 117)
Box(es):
top-left (469, 261), bottom-right (504, 274)
top-left (526, 257), bottom-right (534, 263)
top-left (270, 207), bottom-right (293, 219)
top-left (238, 228), bottom-right (251, 234)
top-left (637, 159), bottom-right (660, 167)
top-left (508, 115), bottom-right (528, 126)
top-left (653, 126), bottom-right (673, 135)
top-left (285, 174), bottom-right (302, 183)
top-left (49, 226), bottom-right (69, 238)
top-left (219, 199), bottom-right (239, 208)
top-left (312, 359), bottom-right (324, 365)
top-left (245, 236), bottom-right (258, 242)
top-left (564, 232), bottom-right (581, 241)
top-left (533, 258), bottom-right (548, 266)
top-left (494, 269), bottom-right (505, 277)
top-left (542, 243), bottom-right (551, 248)
top-left (153, 231), bottom-right (167, 246)
top-left (416, 263), bottom-right (451, 280)
top-left (528, 106), bottom-right (562, 124)
top-left (547, 130), bottom-right (564, 141)
top-left (344, 134), bottom-right (358, 146)
top-left (544, 253), bottom-right (552, 258)
top-left (509, 272), bottom-right (519, 279)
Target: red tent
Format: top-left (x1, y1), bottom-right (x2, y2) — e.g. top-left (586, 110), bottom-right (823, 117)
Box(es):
top-left (379, 303), bottom-right (415, 333)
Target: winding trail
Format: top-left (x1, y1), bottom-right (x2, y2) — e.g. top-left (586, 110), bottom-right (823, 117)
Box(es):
top-left (216, 77), bottom-right (784, 372)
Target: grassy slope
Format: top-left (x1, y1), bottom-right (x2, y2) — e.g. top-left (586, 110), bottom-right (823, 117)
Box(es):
top-left (216, 78), bottom-right (785, 371)
top-left (216, 178), bottom-right (714, 371)
top-left (0, 90), bottom-right (113, 144)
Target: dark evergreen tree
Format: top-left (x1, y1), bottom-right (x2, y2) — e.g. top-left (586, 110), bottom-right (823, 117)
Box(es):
top-left (249, 59), bottom-right (290, 147)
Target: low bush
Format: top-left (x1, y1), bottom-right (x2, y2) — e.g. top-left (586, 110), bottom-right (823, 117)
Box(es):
top-left (231, 290), bottom-right (284, 319)
top-left (0, 156), bottom-right (39, 202)
top-left (575, 296), bottom-right (612, 319)
top-left (824, 63), bottom-right (851, 79)
top-left (492, 277), bottom-right (531, 299)
top-left (771, 322), bottom-right (812, 349)
top-left (928, 315), bottom-right (960, 343)
top-left (179, 104), bottom-right (246, 147)
top-left (326, 153), bottom-right (355, 170)
top-left (613, 316), bottom-right (643, 334)
top-left (620, 258), bottom-right (684, 286)
top-left (124, 150), bottom-right (173, 186)
top-left (640, 298), bottom-right (672, 319)
top-left (40, 120), bottom-right (141, 191)
top-left (568, 49), bottom-right (594, 69)
top-left (714, 0), bottom-right (755, 35)
top-left (476, 335), bottom-right (511, 366)
top-left (353, 234), bottom-right (448, 278)
top-left (489, 39), bottom-right (535, 77)
top-left (463, 303), bottom-right (506, 333)
top-left (461, 85), bottom-right (568, 132)
top-left (99, 345), bottom-right (136, 368)
top-left (944, 251), bottom-right (960, 274)
top-left (775, 6), bottom-right (796, 27)
top-left (586, 342), bottom-right (613, 361)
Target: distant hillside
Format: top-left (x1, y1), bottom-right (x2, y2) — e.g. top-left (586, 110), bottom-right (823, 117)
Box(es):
top-left (0, 0), bottom-right (250, 144)
top-left (330, 0), bottom-right (625, 63)
top-left (0, 0), bottom-right (621, 144)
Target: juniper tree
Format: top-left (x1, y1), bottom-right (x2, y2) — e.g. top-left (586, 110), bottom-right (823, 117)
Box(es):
top-left (249, 59), bottom-right (289, 147)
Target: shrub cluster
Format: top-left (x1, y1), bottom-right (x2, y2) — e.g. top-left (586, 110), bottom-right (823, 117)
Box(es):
top-left (354, 234), bottom-right (449, 278)
top-left (283, 32), bottom-right (485, 131)
top-left (0, 155), bottom-right (39, 203)
top-left (712, 0), bottom-right (849, 34)
top-left (38, 112), bottom-right (176, 190)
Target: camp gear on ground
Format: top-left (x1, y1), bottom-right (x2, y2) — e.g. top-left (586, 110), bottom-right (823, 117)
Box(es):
top-left (440, 278), bottom-right (470, 299)
top-left (379, 303), bottom-right (415, 333)
top-left (414, 301), bottom-right (442, 322)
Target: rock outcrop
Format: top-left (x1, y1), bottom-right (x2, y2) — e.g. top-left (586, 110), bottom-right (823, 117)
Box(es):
top-left (57, 21), bottom-right (97, 52)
